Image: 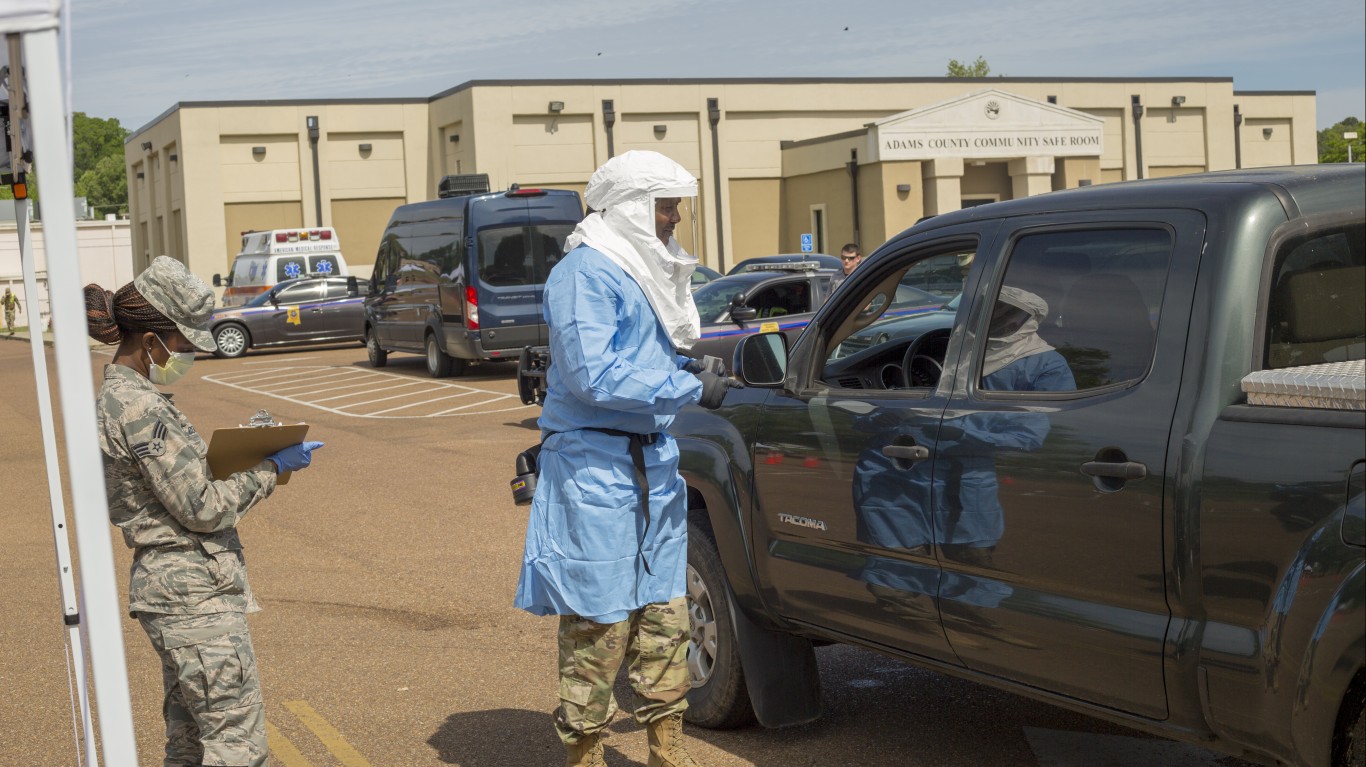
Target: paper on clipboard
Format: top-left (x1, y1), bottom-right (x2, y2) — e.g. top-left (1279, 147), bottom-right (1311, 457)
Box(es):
top-left (206, 423), bottom-right (309, 485)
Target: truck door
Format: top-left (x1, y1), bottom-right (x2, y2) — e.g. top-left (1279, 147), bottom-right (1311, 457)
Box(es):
top-left (935, 212), bottom-right (1204, 719)
top-left (748, 224), bottom-right (990, 664)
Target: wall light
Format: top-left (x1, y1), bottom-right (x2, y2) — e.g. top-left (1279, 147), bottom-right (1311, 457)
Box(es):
top-left (169, 153), bottom-right (178, 162)
top-left (140, 141), bottom-right (153, 151)
top-left (1171, 95), bottom-right (1186, 106)
top-left (136, 172), bottom-right (145, 179)
top-left (448, 133), bottom-right (460, 143)
top-left (1046, 95), bottom-right (1057, 104)
top-left (358, 143), bottom-right (372, 153)
top-left (653, 124), bottom-right (667, 137)
top-left (1263, 127), bottom-right (1274, 139)
top-left (548, 101), bottom-right (564, 113)
top-left (895, 183), bottom-right (912, 193)
top-left (252, 146), bottom-right (266, 157)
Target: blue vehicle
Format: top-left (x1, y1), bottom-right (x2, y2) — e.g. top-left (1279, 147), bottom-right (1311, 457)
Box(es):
top-left (365, 181), bottom-right (583, 377)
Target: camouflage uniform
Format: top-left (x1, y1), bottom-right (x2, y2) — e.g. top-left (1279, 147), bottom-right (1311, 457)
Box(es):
top-left (98, 363), bottom-right (277, 767)
top-left (555, 597), bottom-right (691, 745)
top-left (3, 288), bottom-right (19, 334)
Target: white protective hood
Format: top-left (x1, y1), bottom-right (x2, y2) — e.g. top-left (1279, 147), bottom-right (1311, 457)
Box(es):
top-left (564, 150), bottom-right (701, 350)
top-left (982, 285), bottom-right (1055, 376)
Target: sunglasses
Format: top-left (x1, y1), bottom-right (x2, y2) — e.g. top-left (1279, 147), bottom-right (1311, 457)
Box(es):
top-left (841, 256), bottom-right (860, 261)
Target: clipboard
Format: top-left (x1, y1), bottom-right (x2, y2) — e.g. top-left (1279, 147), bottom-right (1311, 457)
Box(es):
top-left (206, 423), bottom-right (309, 485)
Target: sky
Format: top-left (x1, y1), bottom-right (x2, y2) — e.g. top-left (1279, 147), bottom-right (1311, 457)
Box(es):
top-left (67, 0), bottom-right (1365, 133)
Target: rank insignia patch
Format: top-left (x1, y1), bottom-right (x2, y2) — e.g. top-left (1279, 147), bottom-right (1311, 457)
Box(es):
top-left (133, 422), bottom-right (169, 459)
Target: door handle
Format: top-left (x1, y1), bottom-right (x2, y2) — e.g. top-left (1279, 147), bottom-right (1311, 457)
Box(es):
top-left (1080, 460), bottom-right (1147, 480)
top-left (882, 445), bottom-right (930, 462)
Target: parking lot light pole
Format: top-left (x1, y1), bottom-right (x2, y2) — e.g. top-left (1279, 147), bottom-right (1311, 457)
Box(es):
top-left (1345, 131), bottom-right (1358, 163)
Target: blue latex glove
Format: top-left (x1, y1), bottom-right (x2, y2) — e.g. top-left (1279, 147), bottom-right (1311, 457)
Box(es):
top-left (268, 441), bottom-right (324, 473)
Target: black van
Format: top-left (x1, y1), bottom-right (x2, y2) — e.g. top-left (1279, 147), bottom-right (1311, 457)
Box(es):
top-left (364, 184), bottom-right (583, 377)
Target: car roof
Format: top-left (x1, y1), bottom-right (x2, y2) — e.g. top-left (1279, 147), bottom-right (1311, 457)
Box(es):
top-left (729, 253), bottom-right (841, 273)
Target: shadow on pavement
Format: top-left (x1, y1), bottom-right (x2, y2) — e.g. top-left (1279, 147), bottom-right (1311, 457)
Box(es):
top-left (428, 707), bottom-right (648, 766)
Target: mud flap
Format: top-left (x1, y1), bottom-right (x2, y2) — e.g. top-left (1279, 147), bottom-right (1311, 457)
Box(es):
top-left (727, 588), bottom-right (822, 727)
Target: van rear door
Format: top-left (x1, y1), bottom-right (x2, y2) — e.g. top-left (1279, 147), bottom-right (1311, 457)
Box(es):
top-left (470, 193), bottom-right (579, 354)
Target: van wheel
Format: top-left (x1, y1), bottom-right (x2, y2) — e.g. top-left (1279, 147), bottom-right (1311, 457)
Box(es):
top-left (684, 520), bottom-right (756, 729)
top-left (426, 333), bottom-right (454, 378)
top-left (213, 324), bottom-right (250, 359)
top-left (366, 327), bottom-right (387, 368)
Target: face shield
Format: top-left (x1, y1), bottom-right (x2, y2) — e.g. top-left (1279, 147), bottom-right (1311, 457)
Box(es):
top-left (649, 183), bottom-right (699, 255)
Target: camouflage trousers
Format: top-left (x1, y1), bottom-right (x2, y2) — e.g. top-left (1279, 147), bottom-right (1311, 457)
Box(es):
top-left (138, 611), bottom-right (268, 767)
top-left (555, 597), bottom-right (691, 745)
top-left (4, 307), bottom-right (14, 331)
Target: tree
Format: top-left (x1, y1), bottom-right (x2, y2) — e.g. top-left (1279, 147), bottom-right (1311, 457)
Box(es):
top-left (0, 111), bottom-right (130, 212)
top-left (1318, 116), bottom-right (1362, 163)
top-left (947, 56), bottom-right (993, 78)
top-left (72, 112), bottom-right (129, 181)
top-left (75, 154), bottom-right (127, 213)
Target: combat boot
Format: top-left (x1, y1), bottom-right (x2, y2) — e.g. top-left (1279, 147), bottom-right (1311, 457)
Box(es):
top-left (565, 731), bottom-right (606, 767)
top-left (646, 712), bottom-right (702, 767)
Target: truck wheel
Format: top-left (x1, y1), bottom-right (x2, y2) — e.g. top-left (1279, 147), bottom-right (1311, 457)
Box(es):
top-left (213, 324), bottom-right (250, 359)
top-left (426, 333), bottom-right (454, 378)
top-left (684, 521), bottom-right (756, 729)
top-left (366, 327), bottom-right (387, 368)
top-left (1339, 689), bottom-right (1365, 767)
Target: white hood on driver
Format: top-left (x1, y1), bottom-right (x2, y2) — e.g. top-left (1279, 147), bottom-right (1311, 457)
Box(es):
top-left (564, 150), bottom-right (701, 350)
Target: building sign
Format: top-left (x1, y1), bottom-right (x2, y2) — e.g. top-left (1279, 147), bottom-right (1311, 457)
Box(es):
top-left (869, 89), bottom-right (1105, 162)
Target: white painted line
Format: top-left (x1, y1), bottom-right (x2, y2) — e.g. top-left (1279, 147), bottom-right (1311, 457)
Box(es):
top-left (359, 391), bottom-right (481, 416)
top-left (213, 367), bottom-right (324, 385)
top-left (337, 387), bottom-right (450, 410)
top-left (269, 370), bottom-right (373, 392)
top-left (312, 380), bottom-right (426, 404)
top-left (285, 374), bottom-right (390, 396)
top-left (432, 395), bottom-right (516, 415)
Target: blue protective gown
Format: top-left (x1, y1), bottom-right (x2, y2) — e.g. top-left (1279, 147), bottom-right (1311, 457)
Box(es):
top-left (514, 246), bottom-right (703, 624)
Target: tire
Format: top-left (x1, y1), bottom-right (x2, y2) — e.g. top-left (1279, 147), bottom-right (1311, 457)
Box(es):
top-left (212, 324), bottom-right (250, 359)
top-left (684, 520), bottom-right (756, 729)
top-left (366, 326), bottom-right (388, 368)
top-left (1338, 688), bottom-right (1365, 767)
top-left (425, 332), bottom-right (454, 378)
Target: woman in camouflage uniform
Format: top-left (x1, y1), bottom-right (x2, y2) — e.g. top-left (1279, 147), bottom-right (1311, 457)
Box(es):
top-left (85, 256), bottom-right (323, 767)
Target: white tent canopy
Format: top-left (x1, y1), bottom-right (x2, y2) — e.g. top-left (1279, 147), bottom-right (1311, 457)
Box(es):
top-left (3, 0), bottom-right (140, 763)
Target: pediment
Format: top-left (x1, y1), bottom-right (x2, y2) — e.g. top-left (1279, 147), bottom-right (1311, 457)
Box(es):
top-left (870, 89), bottom-right (1104, 161)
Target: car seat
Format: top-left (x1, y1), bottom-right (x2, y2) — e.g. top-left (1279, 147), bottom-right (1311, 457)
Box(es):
top-left (1267, 265), bottom-right (1366, 368)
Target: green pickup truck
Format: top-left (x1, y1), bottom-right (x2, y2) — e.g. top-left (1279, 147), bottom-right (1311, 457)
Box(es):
top-left (673, 165), bottom-right (1365, 767)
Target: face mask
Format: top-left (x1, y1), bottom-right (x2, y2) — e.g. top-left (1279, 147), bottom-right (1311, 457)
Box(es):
top-left (146, 333), bottom-right (195, 386)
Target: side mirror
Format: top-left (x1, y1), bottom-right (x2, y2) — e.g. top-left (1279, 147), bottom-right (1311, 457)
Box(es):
top-left (212, 274), bottom-right (222, 287)
top-left (347, 275), bottom-right (360, 297)
top-left (733, 332), bottom-right (788, 387)
top-left (268, 292), bottom-right (279, 307)
top-left (730, 305), bottom-right (758, 322)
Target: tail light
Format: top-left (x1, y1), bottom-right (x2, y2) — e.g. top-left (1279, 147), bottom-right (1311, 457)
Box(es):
top-left (506, 187), bottom-right (546, 197)
top-left (275, 232), bottom-right (287, 243)
top-left (465, 285), bottom-right (479, 329)
top-left (320, 230), bottom-right (333, 240)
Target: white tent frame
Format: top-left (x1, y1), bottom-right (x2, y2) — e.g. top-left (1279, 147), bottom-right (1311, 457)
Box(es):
top-left (4, 2), bottom-right (139, 763)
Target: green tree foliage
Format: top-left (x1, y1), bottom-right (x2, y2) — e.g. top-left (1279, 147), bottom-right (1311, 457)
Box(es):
top-left (947, 56), bottom-right (993, 78)
top-left (1318, 116), bottom-right (1362, 163)
top-left (75, 154), bottom-right (128, 213)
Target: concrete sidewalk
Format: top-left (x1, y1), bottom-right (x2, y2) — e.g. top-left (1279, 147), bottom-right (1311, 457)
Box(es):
top-left (0, 328), bottom-right (105, 348)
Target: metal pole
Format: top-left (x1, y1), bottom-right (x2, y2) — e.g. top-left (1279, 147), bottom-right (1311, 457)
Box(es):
top-left (6, 38), bottom-right (99, 766)
top-left (307, 115), bottom-right (322, 227)
top-left (20, 28), bottom-right (140, 764)
top-left (602, 100), bottom-right (616, 160)
top-left (706, 97), bottom-right (725, 272)
top-left (846, 149), bottom-right (861, 247)
top-left (1131, 95), bottom-right (1145, 180)
top-left (1233, 104), bottom-right (1243, 170)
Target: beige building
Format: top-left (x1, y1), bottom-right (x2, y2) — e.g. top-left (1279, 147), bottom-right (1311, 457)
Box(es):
top-left (125, 78), bottom-right (1315, 283)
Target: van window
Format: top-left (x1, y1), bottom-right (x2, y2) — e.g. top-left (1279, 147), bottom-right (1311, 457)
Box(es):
top-left (276, 256), bottom-right (310, 282)
top-left (308, 254), bottom-right (341, 277)
top-left (477, 224), bottom-right (573, 286)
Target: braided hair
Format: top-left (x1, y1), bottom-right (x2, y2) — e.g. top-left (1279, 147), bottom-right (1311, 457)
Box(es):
top-left (84, 282), bottom-right (177, 345)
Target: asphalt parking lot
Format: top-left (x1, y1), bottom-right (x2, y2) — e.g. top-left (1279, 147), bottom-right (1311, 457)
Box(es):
top-left (0, 340), bottom-right (1256, 766)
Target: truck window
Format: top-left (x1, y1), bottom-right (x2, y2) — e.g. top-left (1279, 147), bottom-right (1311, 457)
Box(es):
top-left (1264, 221), bottom-right (1365, 369)
top-left (988, 228), bottom-right (1173, 391)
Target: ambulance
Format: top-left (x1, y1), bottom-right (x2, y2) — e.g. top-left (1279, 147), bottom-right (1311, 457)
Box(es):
top-left (213, 227), bottom-right (351, 307)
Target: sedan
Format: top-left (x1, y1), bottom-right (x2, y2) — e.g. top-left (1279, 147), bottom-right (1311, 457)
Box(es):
top-left (210, 276), bottom-right (368, 359)
top-left (727, 253), bottom-right (842, 275)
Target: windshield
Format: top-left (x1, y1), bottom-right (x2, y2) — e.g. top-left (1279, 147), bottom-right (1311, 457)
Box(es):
top-left (692, 279), bottom-right (748, 323)
top-left (243, 288), bottom-right (278, 308)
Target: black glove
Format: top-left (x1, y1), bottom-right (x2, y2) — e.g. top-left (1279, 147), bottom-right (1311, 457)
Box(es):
top-left (684, 355), bottom-right (726, 377)
top-left (696, 369), bottom-right (743, 409)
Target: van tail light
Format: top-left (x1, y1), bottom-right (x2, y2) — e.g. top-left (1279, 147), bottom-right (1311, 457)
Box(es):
top-left (506, 187), bottom-right (546, 197)
top-left (465, 285), bottom-right (480, 329)
top-left (275, 233), bottom-right (287, 243)
top-left (320, 230), bottom-right (333, 240)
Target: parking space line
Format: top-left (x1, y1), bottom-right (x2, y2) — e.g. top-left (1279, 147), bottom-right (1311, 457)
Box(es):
top-left (432, 395), bottom-right (516, 415)
top-left (336, 386), bottom-right (449, 410)
top-left (361, 390), bottom-right (481, 416)
top-left (292, 374), bottom-right (392, 396)
top-left (269, 370), bottom-right (374, 393)
top-left (213, 368), bottom-right (322, 385)
top-left (282, 700), bottom-right (373, 767)
top-left (266, 720), bottom-right (314, 767)
top-left (311, 380), bottom-right (425, 402)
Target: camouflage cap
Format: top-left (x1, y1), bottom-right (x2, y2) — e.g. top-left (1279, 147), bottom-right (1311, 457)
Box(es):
top-left (134, 256), bottom-right (218, 351)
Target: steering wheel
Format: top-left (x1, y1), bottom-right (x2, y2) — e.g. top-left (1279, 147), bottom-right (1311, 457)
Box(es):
top-left (900, 330), bottom-right (946, 388)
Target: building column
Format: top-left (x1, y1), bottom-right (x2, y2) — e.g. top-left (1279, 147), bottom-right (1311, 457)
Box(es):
top-left (1009, 156), bottom-right (1055, 199)
top-left (922, 158), bottom-right (964, 216)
